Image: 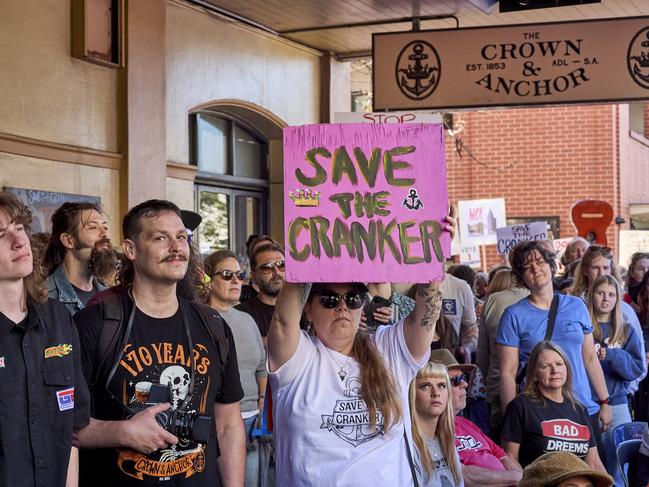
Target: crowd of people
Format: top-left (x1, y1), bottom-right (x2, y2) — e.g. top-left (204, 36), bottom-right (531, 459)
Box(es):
top-left (2, 191), bottom-right (649, 486)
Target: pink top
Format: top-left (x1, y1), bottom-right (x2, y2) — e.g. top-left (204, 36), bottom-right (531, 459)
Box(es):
top-left (454, 416), bottom-right (506, 471)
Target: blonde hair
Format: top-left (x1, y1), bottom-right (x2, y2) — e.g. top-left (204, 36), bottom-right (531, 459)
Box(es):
top-left (587, 275), bottom-right (627, 346)
top-left (523, 341), bottom-right (579, 409)
top-left (570, 245), bottom-right (621, 297)
top-left (409, 362), bottom-right (462, 485)
top-left (487, 269), bottom-right (514, 294)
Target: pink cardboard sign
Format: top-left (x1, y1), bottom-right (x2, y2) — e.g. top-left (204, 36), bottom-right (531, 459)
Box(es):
top-left (283, 123), bottom-right (449, 283)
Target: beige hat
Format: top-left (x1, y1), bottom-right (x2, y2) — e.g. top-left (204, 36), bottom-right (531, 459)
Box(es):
top-left (520, 452), bottom-right (613, 487)
top-left (428, 348), bottom-right (475, 375)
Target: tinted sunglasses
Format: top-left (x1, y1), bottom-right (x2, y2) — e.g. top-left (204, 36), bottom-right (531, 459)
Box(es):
top-left (587, 245), bottom-right (612, 258)
top-left (213, 270), bottom-right (246, 281)
top-left (256, 260), bottom-right (285, 274)
top-left (317, 290), bottom-right (365, 310)
top-left (449, 373), bottom-right (469, 387)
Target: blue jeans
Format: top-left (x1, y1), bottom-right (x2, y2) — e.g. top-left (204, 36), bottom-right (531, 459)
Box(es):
top-left (244, 414), bottom-right (260, 487)
top-left (602, 402), bottom-right (632, 486)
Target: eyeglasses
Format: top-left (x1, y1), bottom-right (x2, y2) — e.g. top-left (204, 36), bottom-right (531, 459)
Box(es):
top-left (449, 374), bottom-right (469, 387)
top-left (317, 290), bottom-right (365, 310)
top-left (213, 270), bottom-right (246, 281)
top-left (256, 260), bottom-right (285, 274)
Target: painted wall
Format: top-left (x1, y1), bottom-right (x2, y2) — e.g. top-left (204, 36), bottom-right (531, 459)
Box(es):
top-left (166, 177), bottom-right (194, 213)
top-left (165, 2), bottom-right (321, 165)
top-left (0, 152), bottom-right (121, 238)
top-left (619, 103), bottom-right (649, 233)
top-left (0, 0), bottom-right (119, 152)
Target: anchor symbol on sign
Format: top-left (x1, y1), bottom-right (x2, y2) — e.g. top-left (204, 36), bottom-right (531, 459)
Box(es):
top-left (398, 43), bottom-right (438, 98)
top-left (403, 188), bottom-right (424, 211)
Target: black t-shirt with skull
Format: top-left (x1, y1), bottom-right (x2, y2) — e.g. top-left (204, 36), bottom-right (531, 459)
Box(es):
top-left (76, 299), bottom-right (243, 486)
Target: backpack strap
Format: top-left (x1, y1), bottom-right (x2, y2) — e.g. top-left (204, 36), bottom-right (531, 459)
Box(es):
top-left (186, 301), bottom-right (230, 365)
top-left (91, 292), bottom-right (125, 391)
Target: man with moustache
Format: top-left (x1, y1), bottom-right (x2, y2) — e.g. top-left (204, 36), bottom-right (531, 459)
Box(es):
top-left (0, 192), bottom-right (90, 486)
top-left (44, 202), bottom-right (115, 315)
top-left (236, 242), bottom-right (286, 340)
top-left (74, 199), bottom-right (244, 487)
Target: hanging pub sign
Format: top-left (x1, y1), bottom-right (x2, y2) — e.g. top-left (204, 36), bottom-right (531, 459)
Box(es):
top-left (283, 123), bottom-right (450, 283)
top-left (373, 16), bottom-right (649, 111)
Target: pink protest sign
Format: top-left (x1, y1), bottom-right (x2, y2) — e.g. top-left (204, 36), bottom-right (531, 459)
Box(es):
top-left (283, 123), bottom-right (449, 283)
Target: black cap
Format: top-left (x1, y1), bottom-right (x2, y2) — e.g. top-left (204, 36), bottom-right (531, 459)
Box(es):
top-left (180, 210), bottom-right (202, 231)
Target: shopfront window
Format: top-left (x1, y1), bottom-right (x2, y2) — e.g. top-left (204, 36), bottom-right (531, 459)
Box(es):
top-left (192, 113), bottom-right (268, 256)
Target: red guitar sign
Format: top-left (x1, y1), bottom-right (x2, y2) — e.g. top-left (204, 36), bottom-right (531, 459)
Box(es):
top-left (571, 200), bottom-right (613, 245)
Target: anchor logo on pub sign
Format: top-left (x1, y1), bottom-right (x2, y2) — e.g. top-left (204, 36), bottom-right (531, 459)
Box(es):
top-left (628, 26), bottom-right (649, 89)
top-left (396, 40), bottom-right (441, 100)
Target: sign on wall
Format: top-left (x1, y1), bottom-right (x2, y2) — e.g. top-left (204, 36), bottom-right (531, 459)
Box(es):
top-left (283, 123), bottom-right (450, 283)
top-left (458, 198), bottom-right (506, 247)
top-left (373, 16), bottom-right (649, 110)
top-left (334, 111), bottom-right (443, 124)
top-left (496, 221), bottom-right (548, 254)
top-left (4, 187), bottom-right (101, 234)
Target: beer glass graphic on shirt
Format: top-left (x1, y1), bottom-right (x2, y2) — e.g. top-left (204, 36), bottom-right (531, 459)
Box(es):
top-left (132, 381), bottom-right (152, 404)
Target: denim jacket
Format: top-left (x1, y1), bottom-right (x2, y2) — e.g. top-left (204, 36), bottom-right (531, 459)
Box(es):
top-left (46, 265), bottom-right (107, 316)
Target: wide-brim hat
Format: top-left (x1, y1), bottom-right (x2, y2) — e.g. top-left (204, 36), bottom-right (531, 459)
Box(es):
top-left (180, 210), bottom-right (202, 232)
top-left (429, 348), bottom-right (476, 374)
top-left (520, 452), bottom-right (613, 487)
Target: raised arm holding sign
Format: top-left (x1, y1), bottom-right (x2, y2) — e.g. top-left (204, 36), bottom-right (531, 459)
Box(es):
top-left (267, 123), bottom-right (454, 486)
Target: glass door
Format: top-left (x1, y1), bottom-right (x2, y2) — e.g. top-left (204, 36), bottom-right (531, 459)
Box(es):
top-left (195, 185), bottom-right (266, 258)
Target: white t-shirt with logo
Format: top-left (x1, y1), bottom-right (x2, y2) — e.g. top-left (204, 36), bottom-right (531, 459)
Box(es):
top-left (269, 319), bottom-right (428, 486)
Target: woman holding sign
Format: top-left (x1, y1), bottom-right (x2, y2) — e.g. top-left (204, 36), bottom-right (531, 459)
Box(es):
top-left (267, 208), bottom-right (457, 487)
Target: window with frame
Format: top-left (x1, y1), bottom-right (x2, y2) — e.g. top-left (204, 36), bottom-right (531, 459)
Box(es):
top-left (191, 113), bottom-right (268, 258)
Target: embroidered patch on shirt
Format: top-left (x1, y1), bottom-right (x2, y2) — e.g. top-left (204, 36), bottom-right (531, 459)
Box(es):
top-left (0, 357), bottom-right (5, 368)
top-left (56, 387), bottom-right (75, 411)
top-left (44, 344), bottom-right (73, 359)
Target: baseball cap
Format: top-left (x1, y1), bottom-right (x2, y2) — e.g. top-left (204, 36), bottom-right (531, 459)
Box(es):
top-left (180, 210), bottom-right (202, 232)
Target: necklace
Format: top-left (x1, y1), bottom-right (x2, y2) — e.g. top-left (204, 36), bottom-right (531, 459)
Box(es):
top-left (323, 345), bottom-right (352, 381)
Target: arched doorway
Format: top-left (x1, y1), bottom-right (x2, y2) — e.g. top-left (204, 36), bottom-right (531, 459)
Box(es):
top-left (189, 100), bottom-right (286, 258)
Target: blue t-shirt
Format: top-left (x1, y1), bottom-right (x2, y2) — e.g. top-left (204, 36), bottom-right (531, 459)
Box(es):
top-left (496, 294), bottom-right (598, 415)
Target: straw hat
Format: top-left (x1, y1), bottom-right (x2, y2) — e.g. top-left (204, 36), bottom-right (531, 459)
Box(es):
top-left (520, 452), bottom-right (613, 487)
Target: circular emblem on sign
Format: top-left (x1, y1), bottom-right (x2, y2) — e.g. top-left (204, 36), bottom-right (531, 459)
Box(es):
top-left (395, 40), bottom-right (441, 100)
top-left (628, 27), bottom-right (649, 89)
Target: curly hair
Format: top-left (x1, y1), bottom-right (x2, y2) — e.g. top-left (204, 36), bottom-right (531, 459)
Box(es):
top-left (0, 192), bottom-right (48, 304)
top-left (509, 240), bottom-right (557, 289)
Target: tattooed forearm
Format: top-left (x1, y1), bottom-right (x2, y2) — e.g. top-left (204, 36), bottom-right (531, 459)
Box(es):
top-left (417, 285), bottom-right (443, 332)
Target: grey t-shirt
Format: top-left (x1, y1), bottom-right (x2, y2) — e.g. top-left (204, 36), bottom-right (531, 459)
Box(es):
top-left (417, 437), bottom-right (464, 487)
top-left (219, 307), bottom-right (267, 413)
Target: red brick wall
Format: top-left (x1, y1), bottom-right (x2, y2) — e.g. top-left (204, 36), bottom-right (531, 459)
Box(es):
top-left (445, 105), bottom-right (616, 270)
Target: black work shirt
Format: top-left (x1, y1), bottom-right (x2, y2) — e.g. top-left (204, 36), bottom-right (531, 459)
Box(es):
top-left (0, 299), bottom-right (90, 487)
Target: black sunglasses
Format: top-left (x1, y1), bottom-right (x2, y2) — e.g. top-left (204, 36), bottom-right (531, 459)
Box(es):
top-left (317, 290), bottom-right (365, 310)
top-left (450, 373), bottom-right (469, 387)
top-left (213, 270), bottom-right (246, 281)
top-left (256, 260), bottom-right (285, 274)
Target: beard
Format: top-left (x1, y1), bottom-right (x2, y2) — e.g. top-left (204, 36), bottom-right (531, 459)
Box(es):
top-left (88, 239), bottom-right (121, 282)
top-left (257, 275), bottom-right (284, 297)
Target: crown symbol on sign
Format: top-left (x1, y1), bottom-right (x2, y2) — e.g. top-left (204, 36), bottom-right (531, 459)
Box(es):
top-left (289, 189), bottom-right (320, 207)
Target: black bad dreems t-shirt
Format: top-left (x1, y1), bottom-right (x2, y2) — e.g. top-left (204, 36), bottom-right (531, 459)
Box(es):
top-left (501, 394), bottom-right (596, 467)
top-left (76, 300), bottom-right (243, 486)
